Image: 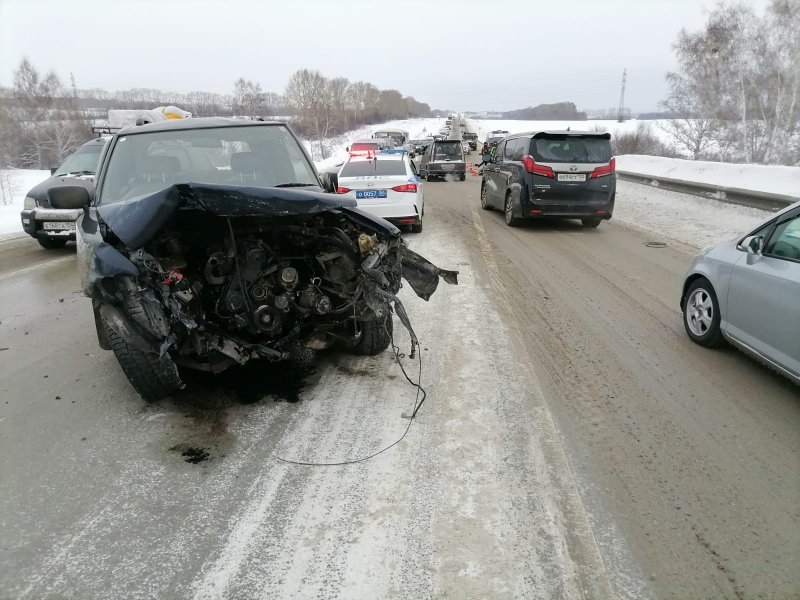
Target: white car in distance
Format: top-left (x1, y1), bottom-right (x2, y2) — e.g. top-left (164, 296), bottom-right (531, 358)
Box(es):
top-left (336, 150), bottom-right (425, 233)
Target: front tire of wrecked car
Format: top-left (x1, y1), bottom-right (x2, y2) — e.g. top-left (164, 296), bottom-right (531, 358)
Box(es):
top-left (104, 323), bottom-right (184, 401)
top-left (37, 235), bottom-right (68, 249)
top-left (353, 309), bottom-right (393, 355)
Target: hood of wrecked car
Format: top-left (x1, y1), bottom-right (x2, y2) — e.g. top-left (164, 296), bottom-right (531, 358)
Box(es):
top-left (96, 183), bottom-right (399, 249)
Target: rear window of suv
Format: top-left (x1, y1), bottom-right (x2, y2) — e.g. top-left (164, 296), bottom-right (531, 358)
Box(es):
top-left (433, 142), bottom-right (462, 159)
top-left (531, 135), bottom-right (611, 163)
top-left (340, 159), bottom-right (407, 177)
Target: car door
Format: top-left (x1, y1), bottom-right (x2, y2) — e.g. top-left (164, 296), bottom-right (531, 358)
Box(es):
top-left (409, 158), bottom-right (424, 212)
top-left (420, 142), bottom-right (431, 171)
top-left (725, 208), bottom-right (800, 377)
top-left (485, 140), bottom-right (506, 207)
top-left (504, 138), bottom-right (525, 201)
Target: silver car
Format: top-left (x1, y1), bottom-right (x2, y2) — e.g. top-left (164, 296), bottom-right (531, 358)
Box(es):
top-left (681, 201), bottom-right (800, 384)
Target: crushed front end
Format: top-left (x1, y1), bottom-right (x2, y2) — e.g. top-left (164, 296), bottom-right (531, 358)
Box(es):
top-left (78, 183), bottom-right (457, 400)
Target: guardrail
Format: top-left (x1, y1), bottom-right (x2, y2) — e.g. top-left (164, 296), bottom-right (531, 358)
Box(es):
top-left (617, 171), bottom-right (797, 213)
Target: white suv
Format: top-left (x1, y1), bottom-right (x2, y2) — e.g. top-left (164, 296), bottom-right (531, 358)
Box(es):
top-left (336, 150), bottom-right (425, 233)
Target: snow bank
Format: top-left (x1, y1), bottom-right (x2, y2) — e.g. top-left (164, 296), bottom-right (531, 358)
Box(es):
top-left (311, 118), bottom-right (449, 171)
top-left (0, 169), bottom-right (51, 236)
top-left (616, 155), bottom-right (800, 199)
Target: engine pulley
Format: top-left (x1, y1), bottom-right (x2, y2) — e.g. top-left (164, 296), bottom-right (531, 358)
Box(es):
top-left (253, 305), bottom-right (282, 335)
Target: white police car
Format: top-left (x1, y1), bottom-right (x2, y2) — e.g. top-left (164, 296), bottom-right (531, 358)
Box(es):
top-left (336, 149), bottom-right (425, 233)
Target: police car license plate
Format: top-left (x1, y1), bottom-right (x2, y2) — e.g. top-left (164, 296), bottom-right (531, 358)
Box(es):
top-left (356, 190), bottom-right (387, 199)
top-left (42, 222), bottom-right (75, 230)
top-left (557, 173), bottom-right (586, 182)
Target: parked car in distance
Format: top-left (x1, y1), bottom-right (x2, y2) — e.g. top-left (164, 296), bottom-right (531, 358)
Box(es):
top-left (681, 201), bottom-right (800, 384)
top-left (347, 138), bottom-right (391, 153)
top-left (480, 130), bottom-right (615, 228)
top-left (419, 139), bottom-right (466, 181)
top-left (20, 137), bottom-right (109, 249)
top-left (337, 149), bottom-right (425, 232)
top-left (411, 138), bottom-right (433, 155)
top-left (462, 131), bottom-right (479, 150)
top-left (484, 134), bottom-right (506, 147)
top-left (372, 128), bottom-right (414, 156)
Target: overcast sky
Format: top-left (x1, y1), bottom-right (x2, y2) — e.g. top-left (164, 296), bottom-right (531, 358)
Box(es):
top-left (0, 0), bottom-right (772, 113)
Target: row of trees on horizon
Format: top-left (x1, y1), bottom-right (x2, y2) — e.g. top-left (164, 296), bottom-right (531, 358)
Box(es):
top-left (0, 63), bottom-right (439, 167)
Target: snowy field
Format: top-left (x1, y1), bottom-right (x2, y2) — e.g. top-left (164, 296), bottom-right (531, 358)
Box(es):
top-left (466, 118), bottom-right (674, 144)
top-left (0, 169), bottom-right (50, 236)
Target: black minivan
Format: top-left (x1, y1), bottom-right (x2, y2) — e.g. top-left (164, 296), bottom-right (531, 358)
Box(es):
top-left (480, 130), bottom-right (615, 227)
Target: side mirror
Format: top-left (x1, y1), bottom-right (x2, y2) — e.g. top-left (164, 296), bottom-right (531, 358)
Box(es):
top-left (48, 185), bottom-right (92, 209)
top-left (320, 172), bottom-right (338, 193)
top-left (345, 146), bottom-right (349, 152)
top-left (50, 167), bottom-right (58, 175)
top-left (742, 235), bottom-right (763, 255)
top-left (419, 170), bottom-right (428, 179)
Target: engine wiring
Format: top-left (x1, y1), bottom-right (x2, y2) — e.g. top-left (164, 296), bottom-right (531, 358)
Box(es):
top-left (274, 309), bottom-right (427, 467)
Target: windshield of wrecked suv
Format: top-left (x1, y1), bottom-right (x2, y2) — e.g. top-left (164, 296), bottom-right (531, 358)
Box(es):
top-left (54, 143), bottom-right (105, 176)
top-left (99, 125), bottom-right (318, 204)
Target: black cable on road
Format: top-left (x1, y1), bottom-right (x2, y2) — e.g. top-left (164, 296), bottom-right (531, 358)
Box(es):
top-left (275, 314), bottom-right (427, 467)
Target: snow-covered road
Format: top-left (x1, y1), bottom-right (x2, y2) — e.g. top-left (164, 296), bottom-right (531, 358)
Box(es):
top-left (1, 173), bottom-right (798, 599)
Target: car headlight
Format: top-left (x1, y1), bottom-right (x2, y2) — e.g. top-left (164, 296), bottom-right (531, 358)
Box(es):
top-left (24, 196), bottom-right (37, 209)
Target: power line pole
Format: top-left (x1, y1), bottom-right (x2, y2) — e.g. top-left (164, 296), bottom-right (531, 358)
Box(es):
top-left (617, 68), bottom-right (627, 123)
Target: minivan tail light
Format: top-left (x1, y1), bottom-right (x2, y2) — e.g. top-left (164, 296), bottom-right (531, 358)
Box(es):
top-left (522, 155), bottom-right (554, 178)
top-left (337, 186), bottom-right (351, 194)
top-left (590, 157), bottom-right (616, 179)
top-left (391, 183), bottom-right (418, 193)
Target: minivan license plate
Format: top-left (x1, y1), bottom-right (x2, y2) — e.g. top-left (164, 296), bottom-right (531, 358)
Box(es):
top-left (356, 189), bottom-right (387, 199)
top-left (557, 173), bottom-right (586, 182)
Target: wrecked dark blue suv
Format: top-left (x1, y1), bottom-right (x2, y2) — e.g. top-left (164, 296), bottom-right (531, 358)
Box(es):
top-left (48, 118), bottom-right (457, 400)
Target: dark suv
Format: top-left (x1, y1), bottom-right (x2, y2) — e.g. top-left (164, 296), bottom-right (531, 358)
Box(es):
top-left (419, 139), bottom-right (466, 181)
top-left (20, 137), bottom-right (108, 248)
top-left (480, 131), bottom-right (615, 227)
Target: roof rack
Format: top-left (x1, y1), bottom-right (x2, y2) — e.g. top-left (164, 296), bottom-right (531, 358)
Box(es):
top-left (91, 125), bottom-right (120, 137)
